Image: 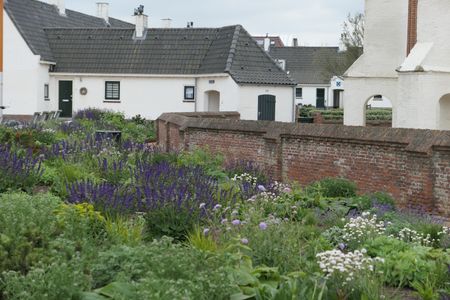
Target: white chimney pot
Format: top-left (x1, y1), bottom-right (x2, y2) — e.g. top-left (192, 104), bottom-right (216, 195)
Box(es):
top-left (96, 2), bottom-right (109, 23)
top-left (135, 14), bottom-right (148, 38)
top-left (161, 18), bottom-right (172, 29)
top-left (264, 35), bottom-right (271, 52)
top-left (48, 0), bottom-right (66, 16)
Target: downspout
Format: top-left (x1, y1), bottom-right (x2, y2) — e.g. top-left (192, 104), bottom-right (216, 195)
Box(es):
top-left (194, 77), bottom-right (198, 112)
top-left (292, 86), bottom-right (296, 122)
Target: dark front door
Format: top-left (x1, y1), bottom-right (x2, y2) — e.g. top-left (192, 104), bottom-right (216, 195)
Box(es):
top-left (59, 81), bottom-right (73, 118)
top-left (333, 90), bottom-right (341, 108)
top-left (316, 88), bottom-right (325, 108)
top-left (258, 95), bottom-right (276, 121)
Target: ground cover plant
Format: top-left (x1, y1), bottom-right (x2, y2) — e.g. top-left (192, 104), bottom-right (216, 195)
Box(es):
top-left (0, 108), bottom-right (448, 300)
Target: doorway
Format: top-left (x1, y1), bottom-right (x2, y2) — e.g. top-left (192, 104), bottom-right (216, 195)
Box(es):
top-left (59, 81), bottom-right (73, 118)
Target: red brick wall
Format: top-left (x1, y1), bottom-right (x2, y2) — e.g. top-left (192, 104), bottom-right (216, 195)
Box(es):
top-left (157, 113), bottom-right (450, 219)
top-left (407, 0), bottom-right (418, 55)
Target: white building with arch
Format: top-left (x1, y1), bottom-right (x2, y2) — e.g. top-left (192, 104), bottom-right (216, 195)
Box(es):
top-left (344, 0), bottom-right (450, 130)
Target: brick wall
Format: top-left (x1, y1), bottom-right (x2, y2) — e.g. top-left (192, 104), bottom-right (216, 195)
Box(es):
top-left (157, 112), bottom-right (450, 219)
top-left (407, 0), bottom-right (418, 55)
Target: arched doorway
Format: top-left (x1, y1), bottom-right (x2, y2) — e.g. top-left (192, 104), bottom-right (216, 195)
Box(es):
top-left (364, 95), bottom-right (393, 127)
top-left (439, 94), bottom-right (450, 130)
top-left (205, 91), bottom-right (220, 112)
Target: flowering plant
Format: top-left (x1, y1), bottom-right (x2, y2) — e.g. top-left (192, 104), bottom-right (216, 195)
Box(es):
top-left (342, 212), bottom-right (387, 247)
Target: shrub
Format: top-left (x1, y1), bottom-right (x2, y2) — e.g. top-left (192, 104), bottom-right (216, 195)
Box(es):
top-left (308, 177), bottom-right (357, 198)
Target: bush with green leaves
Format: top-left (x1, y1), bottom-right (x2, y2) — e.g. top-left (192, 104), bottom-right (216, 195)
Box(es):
top-left (307, 177), bottom-right (357, 198)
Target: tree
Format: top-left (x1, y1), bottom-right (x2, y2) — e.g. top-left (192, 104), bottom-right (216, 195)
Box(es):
top-left (323, 13), bottom-right (364, 79)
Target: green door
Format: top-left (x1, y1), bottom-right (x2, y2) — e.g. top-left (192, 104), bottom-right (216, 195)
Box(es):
top-left (316, 88), bottom-right (325, 108)
top-left (59, 81), bottom-right (73, 118)
top-left (258, 95), bottom-right (276, 121)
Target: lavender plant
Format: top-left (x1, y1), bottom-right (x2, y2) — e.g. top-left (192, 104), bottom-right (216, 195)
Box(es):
top-left (0, 144), bottom-right (43, 192)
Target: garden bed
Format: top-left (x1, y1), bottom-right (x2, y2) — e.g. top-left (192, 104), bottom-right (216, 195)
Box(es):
top-left (0, 108), bottom-right (448, 300)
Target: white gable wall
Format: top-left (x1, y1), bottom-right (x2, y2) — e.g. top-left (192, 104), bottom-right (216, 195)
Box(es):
top-left (3, 11), bottom-right (47, 116)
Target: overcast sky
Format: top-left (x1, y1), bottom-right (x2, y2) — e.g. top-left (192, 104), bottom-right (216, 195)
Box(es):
top-left (66, 0), bottom-right (364, 46)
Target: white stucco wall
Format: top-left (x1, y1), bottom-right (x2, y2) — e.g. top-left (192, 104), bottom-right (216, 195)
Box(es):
top-left (239, 85), bottom-right (294, 122)
top-left (344, 77), bottom-right (397, 126)
top-left (49, 75), bottom-right (200, 120)
top-left (295, 85), bottom-right (329, 107)
top-left (397, 72), bottom-right (450, 130)
top-left (417, 0), bottom-right (450, 71)
top-left (3, 11), bottom-right (43, 115)
top-left (48, 74), bottom-right (294, 122)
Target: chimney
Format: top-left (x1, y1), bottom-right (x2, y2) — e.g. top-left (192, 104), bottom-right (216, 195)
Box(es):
top-left (407, 0), bottom-right (418, 55)
top-left (49, 0), bottom-right (65, 16)
top-left (161, 18), bottom-right (172, 29)
top-left (292, 38), bottom-right (298, 47)
top-left (263, 34), bottom-right (270, 52)
top-left (96, 2), bottom-right (109, 23)
top-left (133, 5), bottom-right (148, 38)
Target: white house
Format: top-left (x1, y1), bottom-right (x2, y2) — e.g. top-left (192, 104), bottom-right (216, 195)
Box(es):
top-left (268, 46), bottom-right (347, 109)
top-left (3, 0), bottom-right (296, 122)
top-left (344, 0), bottom-right (450, 130)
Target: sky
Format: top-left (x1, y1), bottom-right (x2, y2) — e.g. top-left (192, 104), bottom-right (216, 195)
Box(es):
top-left (66, 0), bottom-right (364, 47)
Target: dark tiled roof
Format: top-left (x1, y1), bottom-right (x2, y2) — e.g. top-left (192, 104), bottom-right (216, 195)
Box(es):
top-left (269, 47), bottom-right (343, 84)
top-left (44, 26), bottom-right (296, 85)
top-left (5, 0), bottom-right (133, 62)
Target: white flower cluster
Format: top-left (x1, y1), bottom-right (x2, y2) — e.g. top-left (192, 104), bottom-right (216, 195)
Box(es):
top-left (249, 191), bottom-right (280, 203)
top-left (396, 227), bottom-right (435, 246)
top-left (438, 226), bottom-right (449, 236)
top-left (270, 181), bottom-right (291, 194)
top-left (232, 173), bottom-right (258, 187)
top-left (343, 212), bottom-right (386, 244)
top-left (316, 249), bottom-right (384, 283)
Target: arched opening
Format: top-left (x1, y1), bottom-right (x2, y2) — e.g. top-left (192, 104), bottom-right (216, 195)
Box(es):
top-left (258, 94), bottom-right (276, 121)
top-left (364, 95), bottom-right (393, 127)
top-left (439, 94), bottom-right (450, 130)
top-left (205, 91), bottom-right (220, 112)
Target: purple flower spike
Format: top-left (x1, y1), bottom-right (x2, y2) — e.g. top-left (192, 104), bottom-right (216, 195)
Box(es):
top-left (259, 222), bottom-right (268, 230)
top-left (232, 219), bottom-right (241, 226)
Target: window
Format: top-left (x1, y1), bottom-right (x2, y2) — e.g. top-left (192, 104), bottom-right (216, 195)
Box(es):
top-left (44, 84), bottom-right (49, 100)
top-left (296, 87), bottom-right (303, 98)
top-left (184, 86), bottom-right (195, 101)
top-left (105, 81), bottom-right (120, 100)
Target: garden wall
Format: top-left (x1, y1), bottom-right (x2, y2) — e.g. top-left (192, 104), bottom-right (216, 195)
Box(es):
top-left (156, 112), bottom-right (450, 219)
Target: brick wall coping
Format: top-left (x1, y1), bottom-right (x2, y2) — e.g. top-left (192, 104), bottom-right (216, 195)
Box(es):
top-left (157, 113), bottom-right (450, 154)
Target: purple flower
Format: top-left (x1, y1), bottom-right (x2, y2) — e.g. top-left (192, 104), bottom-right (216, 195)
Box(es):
top-left (199, 203), bottom-right (206, 209)
top-left (283, 187), bottom-right (292, 194)
top-left (232, 219), bottom-right (241, 226)
top-left (203, 228), bottom-right (210, 236)
top-left (213, 204), bottom-right (222, 211)
top-left (259, 222), bottom-right (268, 230)
top-left (258, 185), bottom-right (267, 192)
top-left (241, 238), bottom-right (249, 245)
top-left (221, 218), bottom-right (228, 224)
top-left (338, 243), bottom-right (346, 250)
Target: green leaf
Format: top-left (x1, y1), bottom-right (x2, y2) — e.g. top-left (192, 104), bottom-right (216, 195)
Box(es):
top-left (94, 282), bottom-right (135, 298)
top-left (78, 292), bottom-right (109, 300)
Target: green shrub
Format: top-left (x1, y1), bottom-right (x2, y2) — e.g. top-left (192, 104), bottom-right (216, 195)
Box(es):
top-left (308, 177), bottom-right (357, 198)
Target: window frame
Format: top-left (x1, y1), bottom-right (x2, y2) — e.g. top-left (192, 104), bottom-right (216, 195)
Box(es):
top-left (295, 87), bottom-right (303, 99)
top-left (184, 86), bottom-right (195, 102)
top-left (104, 81), bottom-right (121, 101)
top-left (44, 84), bottom-right (50, 101)
top-left (316, 88), bottom-right (325, 100)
